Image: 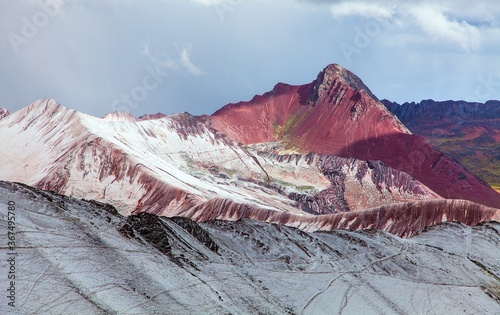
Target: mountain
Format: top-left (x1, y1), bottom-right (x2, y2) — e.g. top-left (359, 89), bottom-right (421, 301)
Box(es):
top-left (1, 180), bottom-right (499, 314)
top-left (383, 99), bottom-right (500, 192)
top-left (0, 98), bottom-right (480, 238)
top-left (204, 64), bottom-right (500, 208)
top-left (102, 111), bottom-right (167, 122)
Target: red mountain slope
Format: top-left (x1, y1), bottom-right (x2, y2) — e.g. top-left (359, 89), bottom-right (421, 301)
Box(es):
top-left (205, 64), bottom-right (500, 208)
top-left (384, 99), bottom-right (500, 191)
top-left (183, 198), bottom-right (500, 238)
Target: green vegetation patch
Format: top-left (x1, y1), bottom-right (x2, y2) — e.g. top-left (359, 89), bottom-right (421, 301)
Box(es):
top-left (271, 178), bottom-right (316, 192)
top-left (428, 137), bottom-right (500, 188)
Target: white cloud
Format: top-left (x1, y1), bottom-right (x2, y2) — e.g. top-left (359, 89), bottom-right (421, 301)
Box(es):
top-left (141, 43), bottom-right (204, 76)
top-left (179, 47), bottom-right (204, 76)
top-left (328, 1), bottom-right (483, 51)
top-left (189, 0), bottom-right (238, 6)
top-left (409, 4), bottom-right (480, 51)
top-left (190, 0), bottom-right (218, 5)
top-left (141, 43), bottom-right (176, 72)
top-left (330, 2), bottom-right (394, 20)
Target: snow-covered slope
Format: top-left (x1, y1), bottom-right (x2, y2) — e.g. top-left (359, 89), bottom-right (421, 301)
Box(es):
top-left (0, 99), bottom-right (294, 215)
top-left (1, 181), bottom-right (499, 314)
top-left (0, 99), bottom-right (498, 237)
top-left (0, 98), bottom-right (482, 238)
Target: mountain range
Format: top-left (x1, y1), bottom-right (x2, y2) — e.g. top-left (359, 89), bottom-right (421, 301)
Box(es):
top-left (383, 99), bottom-right (500, 193)
top-left (0, 63), bottom-right (499, 313)
top-left (0, 64), bottom-right (498, 238)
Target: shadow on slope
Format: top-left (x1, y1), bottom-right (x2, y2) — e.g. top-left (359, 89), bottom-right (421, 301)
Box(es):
top-left (336, 133), bottom-right (500, 208)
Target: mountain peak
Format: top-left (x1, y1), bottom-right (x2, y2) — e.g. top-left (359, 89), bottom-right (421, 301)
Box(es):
top-left (102, 111), bottom-right (138, 122)
top-left (314, 64), bottom-right (378, 101)
top-left (16, 98), bottom-right (71, 120)
top-left (25, 98), bottom-right (65, 113)
top-left (206, 64), bottom-right (500, 208)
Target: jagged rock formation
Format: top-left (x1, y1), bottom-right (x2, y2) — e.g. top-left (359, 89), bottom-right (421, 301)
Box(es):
top-left (102, 111), bottom-right (168, 122)
top-left (0, 107), bottom-right (9, 120)
top-left (383, 99), bottom-right (500, 126)
top-left (138, 112), bottom-right (167, 120)
top-left (0, 180), bottom-right (499, 314)
top-left (205, 64), bottom-right (500, 208)
top-left (383, 99), bottom-right (500, 191)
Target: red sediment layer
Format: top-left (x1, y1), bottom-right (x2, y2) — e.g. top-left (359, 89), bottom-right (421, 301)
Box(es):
top-left (175, 198), bottom-right (500, 238)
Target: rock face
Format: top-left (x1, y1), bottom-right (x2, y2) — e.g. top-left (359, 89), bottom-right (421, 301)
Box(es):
top-left (206, 64), bottom-right (500, 208)
top-left (264, 153), bottom-right (441, 214)
top-left (138, 112), bottom-right (167, 120)
top-left (383, 99), bottom-right (500, 190)
top-left (383, 99), bottom-right (500, 126)
top-left (0, 107), bottom-right (9, 120)
top-left (1, 180), bottom-right (499, 314)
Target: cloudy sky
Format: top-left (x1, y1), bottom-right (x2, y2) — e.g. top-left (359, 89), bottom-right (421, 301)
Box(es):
top-left (2, 0), bottom-right (500, 117)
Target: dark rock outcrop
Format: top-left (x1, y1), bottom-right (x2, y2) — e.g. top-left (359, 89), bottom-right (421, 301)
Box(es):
top-left (171, 216), bottom-right (219, 253)
top-left (120, 213), bottom-right (173, 255)
top-left (0, 107), bottom-right (9, 120)
top-left (138, 112), bottom-right (167, 120)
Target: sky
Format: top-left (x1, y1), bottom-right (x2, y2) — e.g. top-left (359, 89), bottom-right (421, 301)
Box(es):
top-left (2, 0), bottom-right (500, 117)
